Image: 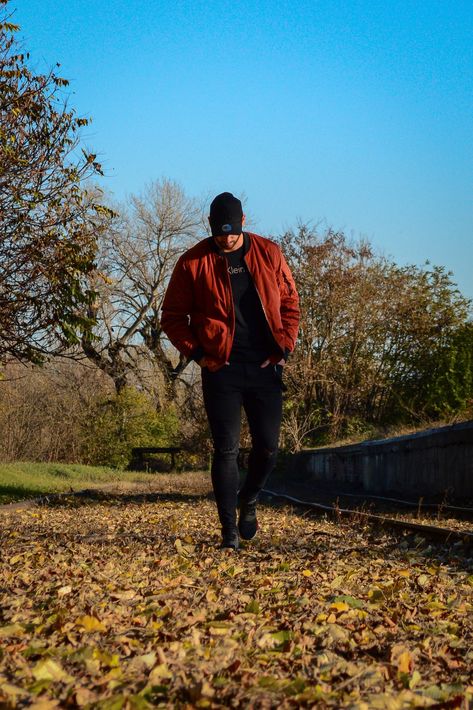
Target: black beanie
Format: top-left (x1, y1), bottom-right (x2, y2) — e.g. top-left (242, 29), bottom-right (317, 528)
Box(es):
top-left (209, 192), bottom-right (243, 237)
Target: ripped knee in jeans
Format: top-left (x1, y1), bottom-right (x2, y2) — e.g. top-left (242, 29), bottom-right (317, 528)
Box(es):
top-left (213, 443), bottom-right (240, 459)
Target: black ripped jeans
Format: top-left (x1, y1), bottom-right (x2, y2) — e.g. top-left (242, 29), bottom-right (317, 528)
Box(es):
top-left (202, 361), bottom-right (283, 533)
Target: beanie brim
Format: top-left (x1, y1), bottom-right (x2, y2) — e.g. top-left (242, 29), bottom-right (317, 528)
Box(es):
top-left (209, 219), bottom-right (243, 237)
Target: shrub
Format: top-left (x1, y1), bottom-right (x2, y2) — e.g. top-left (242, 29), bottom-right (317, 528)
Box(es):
top-left (80, 387), bottom-right (179, 468)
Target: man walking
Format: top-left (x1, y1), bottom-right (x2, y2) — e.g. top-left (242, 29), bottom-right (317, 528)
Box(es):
top-left (161, 192), bottom-right (299, 550)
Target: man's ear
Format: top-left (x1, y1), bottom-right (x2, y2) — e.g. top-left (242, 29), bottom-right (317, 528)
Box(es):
top-left (242, 214), bottom-right (246, 225)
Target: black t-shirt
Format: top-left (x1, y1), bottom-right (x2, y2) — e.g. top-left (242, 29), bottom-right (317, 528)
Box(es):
top-left (224, 245), bottom-right (275, 362)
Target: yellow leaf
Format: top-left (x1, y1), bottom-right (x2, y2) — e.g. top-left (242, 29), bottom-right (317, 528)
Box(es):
top-left (84, 658), bottom-right (100, 675)
top-left (93, 648), bottom-right (120, 667)
top-left (391, 644), bottom-right (414, 674)
top-left (57, 585), bottom-right (72, 597)
top-left (128, 651), bottom-right (157, 673)
top-left (417, 574), bottom-right (430, 587)
top-left (302, 569), bottom-right (312, 577)
top-left (327, 624), bottom-right (349, 643)
top-left (0, 623), bottom-right (24, 638)
top-left (226, 565), bottom-right (244, 577)
top-left (209, 626), bottom-right (230, 635)
top-left (201, 680), bottom-right (215, 698)
top-left (76, 615), bottom-right (106, 632)
top-left (8, 554), bottom-right (23, 564)
top-left (110, 589), bottom-right (136, 601)
top-left (32, 658), bottom-right (73, 683)
top-left (409, 670), bottom-right (422, 689)
top-left (0, 683), bottom-right (25, 698)
top-left (398, 569), bottom-right (411, 577)
top-left (397, 650), bottom-right (413, 674)
top-left (149, 663), bottom-right (173, 682)
top-left (330, 601), bottom-right (349, 612)
top-left (206, 589), bottom-right (217, 603)
top-left (139, 652), bottom-right (157, 670)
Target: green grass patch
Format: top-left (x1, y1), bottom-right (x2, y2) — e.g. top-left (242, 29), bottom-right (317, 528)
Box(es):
top-left (0, 462), bottom-right (160, 504)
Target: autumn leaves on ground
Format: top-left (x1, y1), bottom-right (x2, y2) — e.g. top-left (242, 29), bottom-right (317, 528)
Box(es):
top-left (1, 473), bottom-right (472, 709)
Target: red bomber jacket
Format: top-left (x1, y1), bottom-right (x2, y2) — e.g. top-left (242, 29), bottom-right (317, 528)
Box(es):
top-left (160, 232), bottom-right (300, 372)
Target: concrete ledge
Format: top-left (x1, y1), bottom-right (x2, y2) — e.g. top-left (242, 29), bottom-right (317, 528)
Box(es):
top-left (288, 420), bottom-right (473, 498)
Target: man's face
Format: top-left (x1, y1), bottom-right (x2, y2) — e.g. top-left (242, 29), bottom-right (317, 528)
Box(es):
top-left (214, 233), bottom-right (243, 252)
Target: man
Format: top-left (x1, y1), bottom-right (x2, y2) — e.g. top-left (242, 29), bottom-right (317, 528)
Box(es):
top-left (161, 192), bottom-right (299, 550)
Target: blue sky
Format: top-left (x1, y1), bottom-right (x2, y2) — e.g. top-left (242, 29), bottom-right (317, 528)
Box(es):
top-left (14, 0), bottom-right (473, 300)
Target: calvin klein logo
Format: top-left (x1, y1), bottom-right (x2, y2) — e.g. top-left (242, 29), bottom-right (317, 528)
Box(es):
top-left (228, 265), bottom-right (245, 275)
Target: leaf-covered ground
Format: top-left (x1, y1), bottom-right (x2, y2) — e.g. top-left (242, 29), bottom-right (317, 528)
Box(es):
top-left (1, 473), bottom-right (472, 709)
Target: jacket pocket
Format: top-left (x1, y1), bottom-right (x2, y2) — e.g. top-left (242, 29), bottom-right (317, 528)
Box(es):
top-left (193, 317), bottom-right (227, 358)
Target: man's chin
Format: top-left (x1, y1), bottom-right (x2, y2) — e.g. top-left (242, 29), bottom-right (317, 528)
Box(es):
top-left (215, 236), bottom-right (241, 251)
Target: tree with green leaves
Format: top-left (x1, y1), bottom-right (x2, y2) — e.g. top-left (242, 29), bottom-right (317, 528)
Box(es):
top-left (279, 225), bottom-right (472, 448)
top-left (0, 1), bottom-right (111, 363)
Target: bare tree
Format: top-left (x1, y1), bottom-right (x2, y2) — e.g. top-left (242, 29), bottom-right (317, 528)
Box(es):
top-left (81, 178), bottom-right (201, 401)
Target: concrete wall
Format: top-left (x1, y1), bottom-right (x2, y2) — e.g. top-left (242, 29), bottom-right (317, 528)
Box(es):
top-left (288, 420), bottom-right (473, 499)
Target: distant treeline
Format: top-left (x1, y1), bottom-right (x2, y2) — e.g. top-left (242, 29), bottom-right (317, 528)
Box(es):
top-left (1, 213), bottom-right (471, 465)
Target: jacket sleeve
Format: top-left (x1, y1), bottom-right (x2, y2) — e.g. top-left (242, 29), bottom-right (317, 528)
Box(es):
top-left (277, 250), bottom-right (300, 354)
top-left (160, 256), bottom-right (201, 359)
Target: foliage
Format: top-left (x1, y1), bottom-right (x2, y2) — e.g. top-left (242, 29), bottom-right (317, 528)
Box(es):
top-left (80, 387), bottom-right (179, 468)
top-left (0, 475), bottom-right (472, 707)
top-left (279, 225), bottom-right (472, 447)
top-left (0, 1), bottom-right (112, 362)
top-left (392, 322), bottom-right (473, 421)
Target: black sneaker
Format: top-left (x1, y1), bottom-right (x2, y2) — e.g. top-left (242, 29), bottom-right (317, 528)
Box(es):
top-left (220, 528), bottom-right (239, 551)
top-left (238, 498), bottom-right (258, 540)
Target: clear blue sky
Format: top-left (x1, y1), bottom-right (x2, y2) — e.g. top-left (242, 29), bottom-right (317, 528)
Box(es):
top-left (14, 0), bottom-right (473, 301)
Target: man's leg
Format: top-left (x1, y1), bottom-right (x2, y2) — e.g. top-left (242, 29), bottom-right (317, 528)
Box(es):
top-left (201, 366), bottom-right (243, 543)
top-left (238, 364), bottom-right (283, 536)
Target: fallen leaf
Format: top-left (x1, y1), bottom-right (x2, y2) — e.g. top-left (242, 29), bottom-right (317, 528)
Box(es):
top-left (32, 658), bottom-right (73, 683)
top-left (76, 615), bottom-right (107, 632)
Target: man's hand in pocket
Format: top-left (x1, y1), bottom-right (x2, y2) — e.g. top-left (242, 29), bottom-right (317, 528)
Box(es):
top-left (260, 358), bottom-right (285, 368)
